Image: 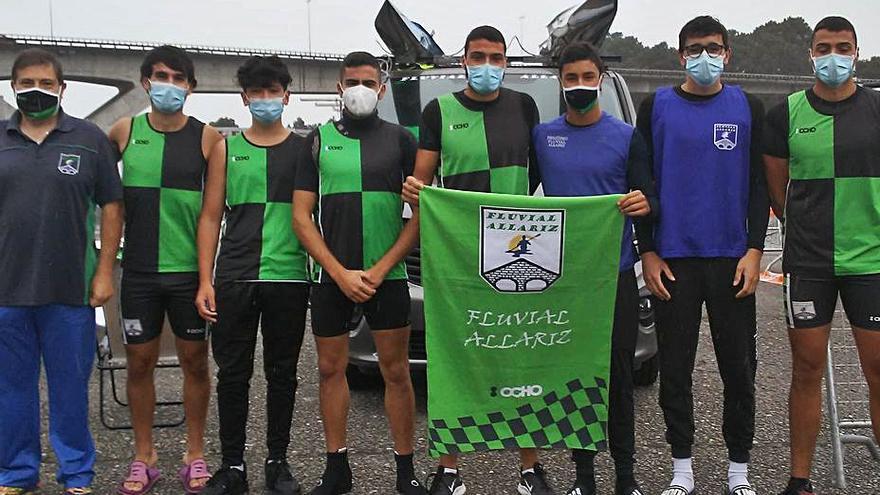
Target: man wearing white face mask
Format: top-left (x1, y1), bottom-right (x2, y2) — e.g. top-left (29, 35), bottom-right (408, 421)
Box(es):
top-left (0, 48), bottom-right (123, 495)
top-left (108, 45), bottom-right (222, 495)
top-left (635, 16), bottom-right (769, 495)
top-left (197, 56), bottom-right (310, 495)
top-left (764, 16), bottom-right (880, 495)
top-left (401, 25), bottom-right (549, 495)
top-left (293, 51), bottom-right (424, 495)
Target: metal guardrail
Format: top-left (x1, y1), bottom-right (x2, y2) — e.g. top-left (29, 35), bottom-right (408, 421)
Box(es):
top-left (613, 66), bottom-right (880, 86)
top-left (0, 33), bottom-right (346, 61)
top-left (825, 305), bottom-right (880, 489)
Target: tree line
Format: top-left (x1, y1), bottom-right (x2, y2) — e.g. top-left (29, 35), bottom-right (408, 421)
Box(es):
top-left (602, 16), bottom-right (880, 79)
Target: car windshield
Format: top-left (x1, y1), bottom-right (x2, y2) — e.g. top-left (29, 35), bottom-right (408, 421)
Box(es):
top-left (378, 71), bottom-right (625, 131)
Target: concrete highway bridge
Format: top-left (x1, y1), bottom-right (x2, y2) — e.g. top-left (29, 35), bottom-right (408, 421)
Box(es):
top-left (1, 34), bottom-right (873, 129)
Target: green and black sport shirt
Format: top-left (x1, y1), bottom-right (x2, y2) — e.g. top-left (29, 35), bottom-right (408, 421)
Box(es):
top-left (215, 132), bottom-right (309, 283)
top-left (420, 87), bottom-right (540, 194)
top-left (765, 86), bottom-right (880, 276)
top-left (122, 114), bottom-right (206, 273)
top-left (295, 113), bottom-right (417, 283)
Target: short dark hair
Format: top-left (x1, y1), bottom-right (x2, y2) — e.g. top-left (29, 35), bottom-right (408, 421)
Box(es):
top-left (140, 45), bottom-right (197, 88)
top-left (11, 48), bottom-right (64, 82)
top-left (558, 42), bottom-right (606, 76)
top-left (237, 56), bottom-right (292, 90)
top-left (340, 51), bottom-right (381, 81)
top-left (813, 16), bottom-right (857, 46)
top-left (465, 25), bottom-right (507, 55)
top-left (678, 16), bottom-right (729, 52)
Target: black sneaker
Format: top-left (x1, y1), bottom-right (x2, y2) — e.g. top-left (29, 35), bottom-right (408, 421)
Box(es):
top-left (778, 479), bottom-right (814, 495)
top-left (615, 480), bottom-right (645, 495)
top-left (426, 467), bottom-right (466, 495)
top-left (397, 476), bottom-right (428, 494)
top-left (265, 459), bottom-right (302, 495)
top-left (518, 464), bottom-right (555, 495)
top-left (202, 466), bottom-right (249, 495)
top-left (565, 481), bottom-right (596, 495)
top-left (307, 463), bottom-right (352, 495)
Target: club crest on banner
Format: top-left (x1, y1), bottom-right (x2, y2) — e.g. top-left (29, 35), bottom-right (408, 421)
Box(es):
top-left (479, 206), bottom-right (565, 293)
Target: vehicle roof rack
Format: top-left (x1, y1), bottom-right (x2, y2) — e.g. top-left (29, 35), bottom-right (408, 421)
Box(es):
top-left (390, 53), bottom-right (622, 70)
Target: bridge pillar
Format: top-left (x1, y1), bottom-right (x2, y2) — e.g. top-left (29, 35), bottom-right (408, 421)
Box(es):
top-left (0, 95), bottom-right (14, 120)
top-left (87, 81), bottom-right (144, 131)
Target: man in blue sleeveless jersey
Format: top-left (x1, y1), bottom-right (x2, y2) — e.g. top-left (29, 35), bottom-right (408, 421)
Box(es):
top-left (635, 16), bottom-right (769, 495)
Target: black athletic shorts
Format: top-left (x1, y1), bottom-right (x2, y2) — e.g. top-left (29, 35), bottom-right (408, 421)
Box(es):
top-left (784, 272), bottom-right (880, 330)
top-left (120, 270), bottom-right (207, 344)
top-left (310, 279), bottom-right (411, 337)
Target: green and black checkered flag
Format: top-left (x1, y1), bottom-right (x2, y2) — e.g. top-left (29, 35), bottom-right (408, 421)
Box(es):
top-left (428, 377), bottom-right (609, 456)
top-left (420, 188), bottom-right (624, 456)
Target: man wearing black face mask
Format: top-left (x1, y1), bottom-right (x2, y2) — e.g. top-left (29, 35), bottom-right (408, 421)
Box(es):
top-left (532, 42), bottom-right (656, 495)
top-left (0, 49), bottom-right (123, 495)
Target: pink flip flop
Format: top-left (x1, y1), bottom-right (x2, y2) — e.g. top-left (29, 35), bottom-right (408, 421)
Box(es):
top-left (118, 461), bottom-right (160, 495)
top-left (179, 459), bottom-right (210, 494)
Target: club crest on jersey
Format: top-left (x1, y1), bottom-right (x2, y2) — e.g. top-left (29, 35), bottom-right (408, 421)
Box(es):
top-left (713, 123), bottom-right (738, 151)
top-left (57, 153), bottom-right (81, 175)
top-left (480, 206), bottom-right (564, 293)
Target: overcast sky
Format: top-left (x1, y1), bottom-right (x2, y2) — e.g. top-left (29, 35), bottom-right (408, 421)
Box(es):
top-left (2, 0), bottom-right (878, 57)
top-left (1, 1), bottom-right (877, 125)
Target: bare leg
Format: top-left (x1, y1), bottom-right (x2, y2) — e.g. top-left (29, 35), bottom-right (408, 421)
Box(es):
top-left (315, 335), bottom-right (350, 452)
top-left (374, 328), bottom-right (416, 454)
top-left (123, 340), bottom-right (160, 491)
top-left (175, 338), bottom-right (210, 463)
top-left (519, 448), bottom-right (539, 469)
top-left (852, 327), bottom-right (880, 443)
top-left (787, 325), bottom-right (831, 479)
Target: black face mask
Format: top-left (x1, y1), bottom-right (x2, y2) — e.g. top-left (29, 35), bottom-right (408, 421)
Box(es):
top-left (16, 88), bottom-right (60, 119)
top-left (563, 86), bottom-right (599, 114)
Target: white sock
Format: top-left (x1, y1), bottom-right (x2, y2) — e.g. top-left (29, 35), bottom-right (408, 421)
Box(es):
top-left (670, 457), bottom-right (694, 493)
top-left (521, 467), bottom-right (535, 475)
top-left (728, 461), bottom-right (749, 489)
top-left (443, 467), bottom-right (458, 475)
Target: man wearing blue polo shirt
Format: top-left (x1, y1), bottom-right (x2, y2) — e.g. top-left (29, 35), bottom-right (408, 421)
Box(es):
top-left (532, 43), bottom-right (655, 495)
top-left (0, 49), bottom-right (123, 495)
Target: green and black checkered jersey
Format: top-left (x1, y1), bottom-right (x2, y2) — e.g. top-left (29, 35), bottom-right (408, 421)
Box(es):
top-left (420, 87), bottom-right (540, 194)
top-left (295, 113), bottom-right (417, 283)
top-left (215, 132), bottom-right (309, 283)
top-left (122, 114), bottom-right (206, 273)
top-left (765, 87), bottom-right (880, 276)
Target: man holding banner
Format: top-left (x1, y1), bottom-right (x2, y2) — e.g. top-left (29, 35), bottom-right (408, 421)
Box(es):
top-left (412, 180), bottom-right (624, 495)
top-left (532, 43), bottom-right (656, 495)
top-left (402, 24), bottom-right (547, 495)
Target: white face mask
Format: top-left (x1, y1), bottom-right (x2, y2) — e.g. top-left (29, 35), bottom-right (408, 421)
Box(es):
top-left (342, 84), bottom-right (379, 118)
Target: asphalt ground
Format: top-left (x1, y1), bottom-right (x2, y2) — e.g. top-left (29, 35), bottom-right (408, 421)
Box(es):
top-left (32, 277), bottom-right (879, 494)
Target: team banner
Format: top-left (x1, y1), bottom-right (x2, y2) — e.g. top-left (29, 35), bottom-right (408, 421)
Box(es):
top-left (420, 187), bottom-right (625, 457)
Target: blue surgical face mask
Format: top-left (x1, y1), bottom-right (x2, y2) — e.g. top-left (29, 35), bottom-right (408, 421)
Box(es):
top-left (466, 63), bottom-right (504, 95)
top-left (149, 81), bottom-right (187, 113)
top-left (812, 53), bottom-right (855, 88)
top-left (248, 97), bottom-right (285, 123)
top-left (685, 51), bottom-right (725, 87)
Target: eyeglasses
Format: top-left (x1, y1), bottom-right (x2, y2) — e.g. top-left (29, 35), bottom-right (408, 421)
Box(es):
top-left (683, 43), bottom-right (726, 59)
